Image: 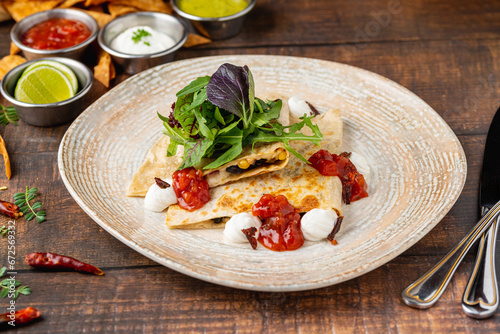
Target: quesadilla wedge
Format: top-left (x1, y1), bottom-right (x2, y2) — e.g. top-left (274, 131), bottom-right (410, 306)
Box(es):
top-left (127, 138), bottom-right (290, 197)
top-left (165, 109), bottom-right (342, 229)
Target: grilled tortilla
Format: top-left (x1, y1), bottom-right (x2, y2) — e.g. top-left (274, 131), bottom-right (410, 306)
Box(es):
top-left (127, 139), bottom-right (290, 196)
top-left (166, 109), bottom-right (343, 229)
top-left (127, 96), bottom-right (292, 196)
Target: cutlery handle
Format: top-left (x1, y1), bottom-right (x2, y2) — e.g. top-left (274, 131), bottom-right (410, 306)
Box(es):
top-left (401, 200), bottom-right (500, 309)
top-left (462, 210), bottom-right (499, 319)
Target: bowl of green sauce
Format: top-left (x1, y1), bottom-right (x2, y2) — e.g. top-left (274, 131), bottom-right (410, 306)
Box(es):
top-left (172, 0), bottom-right (256, 39)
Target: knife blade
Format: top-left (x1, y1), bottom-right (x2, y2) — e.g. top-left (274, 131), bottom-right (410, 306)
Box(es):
top-left (461, 106), bottom-right (500, 318)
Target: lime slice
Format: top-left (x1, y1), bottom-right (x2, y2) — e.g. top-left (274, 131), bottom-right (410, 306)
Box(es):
top-left (14, 65), bottom-right (75, 104)
top-left (23, 60), bottom-right (78, 94)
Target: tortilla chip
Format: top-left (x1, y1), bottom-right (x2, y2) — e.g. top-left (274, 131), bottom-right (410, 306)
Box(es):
top-left (76, 9), bottom-right (112, 28)
top-left (3, 1), bottom-right (60, 22)
top-left (57, 0), bottom-right (85, 8)
top-left (0, 135), bottom-right (11, 179)
top-left (10, 42), bottom-right (20, 55)
top-left (114, 0), bottom-right (172, 13)
top-left (0, 55), bottom-right (26, 80)
top-left (0, 2), bottom-right (11, 22)
top-left (87, 5), bottom-right (105, 13)
top-left (83, 0), bottom-right (107, 7)
top-left (94, 51), bottom-right (115, 87)
top-left (108, 4), bottom-right (139, 18)
top-left (184, 34), bottom-right (212, 48)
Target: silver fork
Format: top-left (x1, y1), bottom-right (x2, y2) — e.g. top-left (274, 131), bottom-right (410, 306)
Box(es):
top-left (401, 200), bottom-right (500, 309)
top-left (461, 207), bottom-right (499, 319)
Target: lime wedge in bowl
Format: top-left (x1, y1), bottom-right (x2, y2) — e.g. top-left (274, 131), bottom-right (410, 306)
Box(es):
top-left (22, 60), bottom-right (79, 94)
top-left (14, 65), bottom-right (75, 104)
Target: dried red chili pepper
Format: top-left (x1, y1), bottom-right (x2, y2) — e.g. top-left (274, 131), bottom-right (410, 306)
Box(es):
top-left (0, 307), bottom-right (41, 326)
top-left (154, 177), bottom-right (170, 189)
top-left (0, 200), bottom-right (22, 219)
top-left (242, 227), bottom-right (258, 250)
top-left (327, 216), bottom-right (344, 245)
top-left (25, 253), bottom-right (104, 275)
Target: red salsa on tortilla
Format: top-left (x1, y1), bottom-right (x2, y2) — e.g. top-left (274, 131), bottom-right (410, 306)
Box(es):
top-left (172, 167), bottom-right (210, 211)
top-left (308, 150), bottom-right (368, 204)
top-left (252, 194), bottom-right (305, 251)
top-left (21, 18), bottom-right (91, 50)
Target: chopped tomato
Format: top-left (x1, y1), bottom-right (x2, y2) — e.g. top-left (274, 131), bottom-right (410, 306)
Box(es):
top-left (308, 149), bottom-right (368, 204)
top-left (252, 194), bottom-right (304, 251)
top-left (21, 18), bottom-right (91, 50)
top-left (172, 167), bottom-right (210, 211)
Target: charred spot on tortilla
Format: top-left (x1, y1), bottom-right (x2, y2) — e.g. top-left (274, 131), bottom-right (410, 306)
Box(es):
top-left (297, 195), bottom-right (321, 212)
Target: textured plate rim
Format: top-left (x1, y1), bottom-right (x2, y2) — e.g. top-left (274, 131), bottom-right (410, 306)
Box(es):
top-left (58, 55), bottom-right (467, 291)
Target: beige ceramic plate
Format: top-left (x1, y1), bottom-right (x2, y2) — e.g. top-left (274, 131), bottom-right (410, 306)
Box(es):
top-left (58, 55), bottom-right (466, 291)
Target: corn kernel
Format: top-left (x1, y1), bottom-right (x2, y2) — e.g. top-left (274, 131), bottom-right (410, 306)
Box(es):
top-left (278, 151), bottom-right (287, 160)
top-left (238, 159), bottom-right (250, 169)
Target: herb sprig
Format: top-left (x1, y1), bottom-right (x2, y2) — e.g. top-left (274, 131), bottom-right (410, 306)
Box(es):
top-left (0, 105), bottom-right (19, 126)
top-left (132, 28), bottom-right (151, 46)
top-left (0, 226), bottom-right (7, 237)
top-left (13, 187), bottom-right (46, 223)
top-left (159, 63), bottom-right (323, 170)
top-left (0, 267), bottom-right (31, 300)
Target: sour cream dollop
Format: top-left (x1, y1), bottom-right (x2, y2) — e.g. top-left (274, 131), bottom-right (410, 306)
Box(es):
top-left (110, 26), bottom-right (176, 55)
top-left (144, 179), bottom-right (177, 212)
top-left (223, 213), bottom-right (261, 243)
top-left (301, 209), bottom-right (338, 241)
top-left (349, 152), bottom-right (370, 182)
top-left (288, 96), bottom-right (314, 118)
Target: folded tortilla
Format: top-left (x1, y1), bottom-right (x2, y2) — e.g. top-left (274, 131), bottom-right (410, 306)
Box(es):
top-left (166, 109), bottom-right (343, 229)
top-left (127, 139), bottom-right (289, 196)
top-left (127, 97), bottom-right (291, 196)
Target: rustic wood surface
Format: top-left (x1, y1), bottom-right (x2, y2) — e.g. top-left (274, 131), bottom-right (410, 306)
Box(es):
top-left (0, 0), bottom-right (499, 332)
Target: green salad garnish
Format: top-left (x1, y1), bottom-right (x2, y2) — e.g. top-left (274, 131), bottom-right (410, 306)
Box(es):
top-left (159, 63), bottom-right (323, 170)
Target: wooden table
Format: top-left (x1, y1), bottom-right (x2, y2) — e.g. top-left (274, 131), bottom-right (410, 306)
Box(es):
top-left (1, 0), bottom-right (499, 332)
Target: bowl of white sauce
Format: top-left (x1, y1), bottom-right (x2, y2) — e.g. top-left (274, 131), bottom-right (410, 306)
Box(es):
top-left (98, 12), bottom-right (188, 74)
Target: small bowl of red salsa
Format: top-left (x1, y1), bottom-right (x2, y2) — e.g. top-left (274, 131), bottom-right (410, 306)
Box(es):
top-left (10, 9), bottom-right (98, 61)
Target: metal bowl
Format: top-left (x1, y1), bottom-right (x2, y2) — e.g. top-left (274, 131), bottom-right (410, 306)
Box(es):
top-left (0, 57), bottom-right (93, 127)
top-left (10, 9), bottom-right (99, 61)
top-left (172, 0), bottom-right (256, 39)
top-left (98, 12), bottom-right (188, 75)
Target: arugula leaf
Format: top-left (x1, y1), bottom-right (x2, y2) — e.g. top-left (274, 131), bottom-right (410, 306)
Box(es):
top-left (187, 87), bottom-right (208, 111)
top-left (214, 107), bottom-right (225, 125)
top-left (174, 94), bottom-right (200, 137)
top-left (176, 76), bottom-right (210, 97)
top-left (193, 108), bottom-right (213, 140)
top-left (204, 141), bottom-right (242, 170)
top-left (206, 63), bottom-right (255, 129)
top-left (179, 138), bottom-right (214, 169)
top-left (251, 99), bottom-right (282, 127)
top-left (159, 63), bottom-right (325, 171)
top-left (167, 140), bottom-right (180, 156)
top-left (203, 126), bottom-right (244, 169)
